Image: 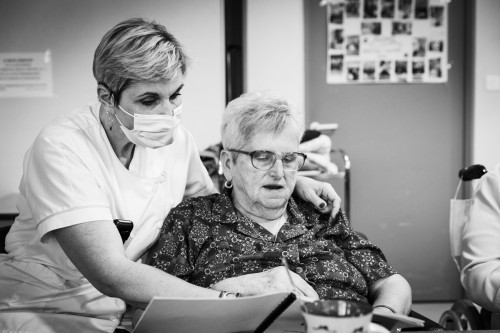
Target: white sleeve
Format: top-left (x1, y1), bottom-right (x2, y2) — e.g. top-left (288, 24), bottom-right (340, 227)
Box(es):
top-left (23, 133), bottom-right (112, 239)
top-left (461, 165), bottom-right (500, 311)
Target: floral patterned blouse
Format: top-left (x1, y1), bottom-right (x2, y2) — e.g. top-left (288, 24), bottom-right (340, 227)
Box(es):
top-left (149, 188), bottom-right (397, 303)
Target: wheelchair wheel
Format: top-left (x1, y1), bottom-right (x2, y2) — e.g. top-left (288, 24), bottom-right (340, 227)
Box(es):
top-left (438, 300), bottom-right (484, 330)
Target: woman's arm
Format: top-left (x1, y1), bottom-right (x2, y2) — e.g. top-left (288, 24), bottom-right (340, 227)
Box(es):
top-left (55, 219), bottom-right (315, 308)
top-left (294, 175), bottom-right (341, 217)
top-left (369, 274), bottom-right (412, 315)
top-left (53, 220), bottom-right (220, 308)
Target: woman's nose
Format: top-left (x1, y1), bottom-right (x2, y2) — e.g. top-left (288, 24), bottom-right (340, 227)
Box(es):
top-left (160, 101), bottom-right (180, 115)
top-left (166, 104), bottom-right (176, 116)
top-left (269, 158), bottom-right (285, 178)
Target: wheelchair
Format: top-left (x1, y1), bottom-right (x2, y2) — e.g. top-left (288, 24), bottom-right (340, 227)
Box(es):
top-left (438, 164), bottom-right (500, 330)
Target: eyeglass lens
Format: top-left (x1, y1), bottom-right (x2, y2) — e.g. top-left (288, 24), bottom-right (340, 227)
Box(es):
top-left (251, 151), bottom-right (305, 171)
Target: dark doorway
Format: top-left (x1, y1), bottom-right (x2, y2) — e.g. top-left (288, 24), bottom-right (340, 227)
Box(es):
top-left (225, 0), bottom-right (244, 105)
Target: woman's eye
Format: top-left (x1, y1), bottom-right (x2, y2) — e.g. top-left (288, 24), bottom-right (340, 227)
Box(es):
top-left (254, 152), bottom-right (273, 162)
top-left (140, 98), bottom-right (158, 106)
top-left (283, 154), bottom-right (297, 163)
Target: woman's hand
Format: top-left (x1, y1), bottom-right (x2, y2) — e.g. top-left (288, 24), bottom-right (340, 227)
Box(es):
top-left (211, 266), bottom-right (319, 299)
top-left (294, 176), bottom-right (341, 217)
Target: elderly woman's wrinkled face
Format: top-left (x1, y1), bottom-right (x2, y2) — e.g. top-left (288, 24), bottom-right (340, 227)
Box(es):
top-left (229, 122), bottom-right (300, 218)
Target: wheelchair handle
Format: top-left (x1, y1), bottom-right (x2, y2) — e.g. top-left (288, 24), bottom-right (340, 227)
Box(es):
top-left (459, 164), bottom-right (487, 181)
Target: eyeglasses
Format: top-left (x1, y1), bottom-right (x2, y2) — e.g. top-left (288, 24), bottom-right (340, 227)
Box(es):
top-left (227, 149), bottom-right (307, 171)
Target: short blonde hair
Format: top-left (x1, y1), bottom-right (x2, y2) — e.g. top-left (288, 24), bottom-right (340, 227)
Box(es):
top-left (93, 18), bottom-right (188, 104)
top-left (221, 91), bottom-right (304, 150)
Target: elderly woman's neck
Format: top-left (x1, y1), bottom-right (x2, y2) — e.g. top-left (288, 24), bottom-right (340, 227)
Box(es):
top-left (233, 199), bottom-right (288, 226)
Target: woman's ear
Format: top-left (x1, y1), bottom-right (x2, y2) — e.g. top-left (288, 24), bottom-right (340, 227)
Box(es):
top-left (220, 150), bottom-right (233, 182)
top-left (97, 84), bottom-right (115, 108)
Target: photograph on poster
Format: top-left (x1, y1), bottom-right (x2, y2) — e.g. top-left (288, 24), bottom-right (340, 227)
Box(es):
top-left (398, 0), bottom-right (412, 19)
top-left (429, 57), bottom-right (442, 78)
top-left (412, 37), bottom-right (426, 57)
top-left (330, 28), bottom-right (344, 49)
top-left (378, 60), bottom-right (391, 81)
top-left (381, 0), bottom-right (395, 18)
top-left (346, 0), bottom-right (361, 17)
top-left (346, 35), bottom-right (360, 55)
top-left (330, 2), bottom-right (345, 23)
top-left (347, 62), bottom-right (360, 81)
top-left (364, 0), bottom-right (378, 18)
top-left (325, 0), bottom-right (448, 84)
top-left (395, 60), bottom-right (408, 82)
top-left (412, 60), bottom-right (425, 82)
top-left (415, 0), bottom-right (429, 19)
top-left (363, 61), bottom-right (376, 81)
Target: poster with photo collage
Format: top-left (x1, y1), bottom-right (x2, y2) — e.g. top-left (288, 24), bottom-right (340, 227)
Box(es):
top-left (325, 0), bottom-right (448, 84)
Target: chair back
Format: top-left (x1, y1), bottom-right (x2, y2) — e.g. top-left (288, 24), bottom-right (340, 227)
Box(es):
top-left (449, 164), bottom-right (487, 270)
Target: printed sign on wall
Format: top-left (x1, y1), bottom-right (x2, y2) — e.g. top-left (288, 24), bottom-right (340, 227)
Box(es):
top-left (324, 0), bottom-right (448, 84)
top-left (0, 51), bottom-right (53, 97)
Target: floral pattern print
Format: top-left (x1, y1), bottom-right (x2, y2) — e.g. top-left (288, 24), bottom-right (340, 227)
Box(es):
top-left (149, 188), bottom-right (397, 304)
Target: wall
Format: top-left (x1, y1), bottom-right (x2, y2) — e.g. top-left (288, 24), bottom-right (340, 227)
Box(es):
top-left (304, 1), bottom-right (467, 301)
top-left (245, 0), bottom-right (305, 124)
top-left (472, 0), bottom-right (500, 171)
top-left (0, 0), bottom-right (225, 213)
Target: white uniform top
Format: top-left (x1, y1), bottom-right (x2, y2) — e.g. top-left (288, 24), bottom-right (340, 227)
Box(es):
top-left (461, 163), bottom-right (500, 312)
top-left (0, 102), bottom-right (215, 332)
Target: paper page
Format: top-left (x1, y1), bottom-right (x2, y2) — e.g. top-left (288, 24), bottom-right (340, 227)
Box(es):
top-left (133, 291), bottom-right (296, 333)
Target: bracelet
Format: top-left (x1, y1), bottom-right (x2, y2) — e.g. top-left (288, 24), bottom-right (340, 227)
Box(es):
top-left (373, 305), bottom-right (396, 314)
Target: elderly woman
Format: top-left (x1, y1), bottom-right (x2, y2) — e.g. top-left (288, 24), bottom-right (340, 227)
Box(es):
top-left (150, 91), bottom-right (412, 314)
top-left (0, 19), bottom-right (341, 332)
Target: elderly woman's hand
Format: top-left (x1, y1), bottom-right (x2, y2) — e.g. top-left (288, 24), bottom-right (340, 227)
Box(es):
top-left (294, 176), bottom-right (341, 217)
top-left (211, 266), bottom-right (319, 299)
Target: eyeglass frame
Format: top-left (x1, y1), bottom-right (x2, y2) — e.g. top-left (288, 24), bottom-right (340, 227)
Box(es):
top-left (225, 149), bottom-right (307, 171)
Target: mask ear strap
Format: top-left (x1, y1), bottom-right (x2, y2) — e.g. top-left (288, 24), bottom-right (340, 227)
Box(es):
top-left (117, 105), bottom-right (134, 118)
top-left (114, 106), bottom-right (129, 128)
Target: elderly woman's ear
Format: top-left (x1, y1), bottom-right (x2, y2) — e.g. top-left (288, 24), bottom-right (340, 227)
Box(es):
top-left (220, 150), bottom-right (234, 186)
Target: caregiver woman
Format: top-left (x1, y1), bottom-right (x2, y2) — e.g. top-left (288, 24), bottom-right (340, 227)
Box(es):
top-left (0, 18), bottom-right (340, 332)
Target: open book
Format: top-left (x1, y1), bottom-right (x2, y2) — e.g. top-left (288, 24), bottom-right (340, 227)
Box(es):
top-left (132, 291), bottom-right (297, 333)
